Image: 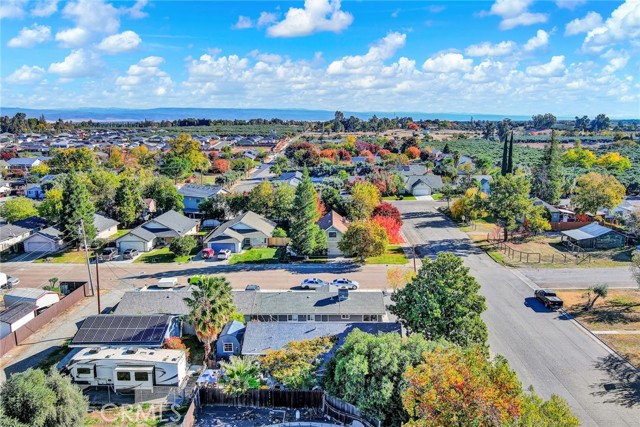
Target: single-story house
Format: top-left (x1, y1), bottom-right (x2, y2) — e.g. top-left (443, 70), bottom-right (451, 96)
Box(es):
top-left (22, 226), bottom-right (65, 253)
top-left (4, 288), bottom-right (60, 310)
top-left (204, 211), bottom-right (276, 253)
top-left (241, 322), bottom-right (401, 357)
top-left (178, 184), bottom-right (228, 216)
top-left (0, 216), bottom-right (47, 253)
top-left (7, 157), bottom-right (41, 170)
top-left (272, 171), bottom-right (303, 188)
top-left (599, 200), bottom-right (636, 220)
top-left (25, 184), bottom-right (45, 200)
top-left (395, 164), bottom-right (427, 176)
top-left (561, 223), bottom-right (626, 249)
top-left (113, 290), bottom-right (195, 335)
top-left (232, 288), bottom-right (388, 323)
top-left (0, 302), bottom-right (37, 339)
top-left (404, 174), bottom-right (443, 196)
top-left (317, 210), bottom-right (349, 257)
top-left (532, 198), bottom-right (576, 223)
top-left (115, 210), bottom-right (199, 254)
top-left (94, 213), bottom-right (119, 239)
top-left (216, 320), bottom-right (245, 359)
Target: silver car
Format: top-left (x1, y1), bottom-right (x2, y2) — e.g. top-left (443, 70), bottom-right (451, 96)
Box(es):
top-left (300, 278), bottom-right (328, 289)
top-left (332, 278), bottom-right (359, 290)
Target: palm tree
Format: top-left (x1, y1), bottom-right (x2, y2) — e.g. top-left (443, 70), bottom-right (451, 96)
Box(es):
top-left (184, 275), bottom-right (235, 365)
top-left (219, 356), bottom-right (260, 396)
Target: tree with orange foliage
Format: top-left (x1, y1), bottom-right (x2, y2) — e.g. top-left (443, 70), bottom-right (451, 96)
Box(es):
top-left (212, 159), bottom-right (230, 173)
top-left (402, 346), bottom-right (522, 427)
top-left (404, 146), bottom-right (420, 159)
top-left (320, 149), bottom-right (338, 161)
top-left (163, 336), bottom-right (190, 360)
top-left (373, 215), bottom-right (403, 244)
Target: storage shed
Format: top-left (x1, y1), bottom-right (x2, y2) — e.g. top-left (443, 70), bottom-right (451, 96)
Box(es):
top-left (3, 288), bottom-right (60, 310)
top-left (0, 302), bottom-right (36, 339)
top-left (216, 320), bottom-right (245, 359)
top-left (561, 223), bottom-right (626, 249)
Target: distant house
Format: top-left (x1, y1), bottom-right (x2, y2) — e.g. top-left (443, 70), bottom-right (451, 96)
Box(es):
top-left (561, 223), bottom-right (625, 249)
top-left (272, 171), bottom-right (303, 188)
top-left (7, 157), bottom-right (41, 171)
top-left (404, 174), bottom-right (443, 196)
top-left (600, 200), bottom-right (636, 220)
top-left (241, 322), bottom-right (401, 357)
top-left (142, 198), bottom-right (156, 220)
top-left (0, 302), bottom-right (37, 339)
top-left (0, 216), bottom-right (47, 253)
top-left (178, 184), bottom-right (228, 216)
top-left (22, 213), bottom-right (118, 252)
top-left (204, 211), bottom-right (276, 253)
top-left (93, 213), bottom-right (119, 239)
top-left (216, 320), bottom-right (245, 359)
top-left (4, 288), bottom-right (59, 310)
top-left (116, 210), bottom-right (198, 254)
top-left (395, 164), bottom-right (427, 176)
top-left (317, 210), bottom-right (349, 256)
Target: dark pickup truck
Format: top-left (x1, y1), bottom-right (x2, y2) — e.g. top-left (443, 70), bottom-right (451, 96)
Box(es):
top-left (535, 289), bottom-right (564, 310)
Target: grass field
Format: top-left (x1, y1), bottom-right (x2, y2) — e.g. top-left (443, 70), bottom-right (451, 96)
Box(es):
top-left (556, 289), bottom-right (640, 367)
top-left (134, 246), bottom-right (200, 263)
top-left (366, 245), bottom-right (408, 264)
top-left (34, 250), bottom-right (87, 264)
top-left (229, 247), bottom-right (280, 264)
top-left (382, 195), bottom-right (417, 201)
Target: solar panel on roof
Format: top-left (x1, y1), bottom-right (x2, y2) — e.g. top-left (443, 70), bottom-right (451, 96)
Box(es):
top-left (70, 315), bottom-right (171, 347)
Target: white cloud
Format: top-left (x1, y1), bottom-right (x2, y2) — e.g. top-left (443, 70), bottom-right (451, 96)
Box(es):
top-left (125, 0), bottom-right (148, 19)
top-left (48, 49), bottom-right (102, 78)
top-left (116, 56), bottom-right (172, 94)
top-left (31, 0), bottom-right (59, 17)
top-left (526, 55), bottom-right (566, 77)
top-left (7, 24), bottom-right (51, 48)
top-left (423, 52), bottom-right (473, 73)
top-left (6, 65), bottom-right (45, 83)
top-left (0, 0), bottom-right (27, 19)
top-left (488, 0), bottom-right (548, 30)
top-left (267, 0), bottom-right (353, 37)
top-left (327, 32), bottom-right (406, 74)
top-left (523, 29), bottom-right (549, 52)
top-left (464, 59), bottom-right (512, 83)
top-left (556, 0), bottom-right (587, 10)
top-left (257, 12), bottom-right (278, 27)
top-left (55, 27), bottom-right (91, 47)
top-left (601, 50), bottom-right (629, 74)
top-left (187, 54), bottom-right (250, 82)
top-left (97, 31), bottom-right (141, 54)
top-left (465, 40), bottom-right (516, 57)
top-left (565, 11), bottom-right (603, 36)
top-left (583, 1), bottom-right (640, 52)
top-left (233, 16), bottom-right (253, 29)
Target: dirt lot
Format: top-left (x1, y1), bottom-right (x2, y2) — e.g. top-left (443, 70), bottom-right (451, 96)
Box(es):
top-left (556, 289), bottom-right (640, 367)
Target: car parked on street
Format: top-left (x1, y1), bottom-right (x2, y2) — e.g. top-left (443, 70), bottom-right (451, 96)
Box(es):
top-left (300, 278), bottom-right (328, 289)
top-left (535, 289), bottom-right (564, 310)
top-left (122, 248), bottom-right (139, 259)
top-left (245, 284), bottom-right (261, 291)
top-left (332, 278), bottom-right (359, 289)
top-left (217, 249), bottom-right (232, 260)
top-left (0, 273), bottom-right (19, 289)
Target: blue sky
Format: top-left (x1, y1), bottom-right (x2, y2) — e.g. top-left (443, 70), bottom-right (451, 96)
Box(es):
top-left (1, 1), bottom-right (639, 117)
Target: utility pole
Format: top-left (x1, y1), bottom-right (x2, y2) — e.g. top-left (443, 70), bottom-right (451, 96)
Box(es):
top-left (80, 219), bottom-right (95, 297)
top-left (95, 250), bottom-right (101, 314)
top-left (413, 245), bottom-right (417, 273)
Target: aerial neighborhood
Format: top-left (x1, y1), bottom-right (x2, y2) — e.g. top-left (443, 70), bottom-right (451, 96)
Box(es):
top-left (0, 109), bottom-right (638, 427)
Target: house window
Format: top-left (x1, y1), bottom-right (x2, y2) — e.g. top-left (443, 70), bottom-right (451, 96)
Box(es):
top-left (223, 343), bottom-right (234, 353)
top-left (76, 368), bottom-right (92, 376)
top-left (116, 372), bottom-right (131, 381)
top-left (363, 315), bottom-right (378, 322)
top-left (341, 314), bottom-right (350, 320)
top-left (328, 232), bottom-right (337, 238)
top-left (134, 372), bottom-right (149, 382)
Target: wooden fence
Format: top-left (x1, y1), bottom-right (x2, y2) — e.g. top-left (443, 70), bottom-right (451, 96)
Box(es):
top-left (490, 241), bottom-right (542, 264)
top-left (323, 394), bottom-right (380, 427)
top-left (1, 283), bottom-right (90, 356)
top-left (199, 388), bottom-right (323, 409)
top-left (267, 237), bottom-right (291, 247)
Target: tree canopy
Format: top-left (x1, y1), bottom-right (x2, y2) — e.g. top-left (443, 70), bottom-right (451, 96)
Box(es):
top-left (0, 197), bottom-right (37, 223)
top-left (338, 219), bottom-right (388, 261)
top-left (572, 172), bottom-right (625, 215)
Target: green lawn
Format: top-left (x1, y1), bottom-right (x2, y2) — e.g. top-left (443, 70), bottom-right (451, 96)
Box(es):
top-left (382, 195), bottom-right (417, 201)
top-left (229, 247), bottom-right (280, 264)
top-left (106, 229), bottom-right (130, 240)
top-left (365, 245), bottom-right (408, 264)
top-left (134, 246), bottom-right (200, 263)
top-left (34, 250), bottom-right (87, 264)
top-left (431, 193), bottom-right (443, 200)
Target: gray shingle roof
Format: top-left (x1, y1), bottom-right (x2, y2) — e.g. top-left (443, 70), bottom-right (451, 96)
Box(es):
top-left (406, 174), bottom-right (443, 190)
top-left (204, 211), bottom-right (275, 244)
top-left (124, 226), bottom-right (157, 242)
top-left (0, 301), bottom-right (36, 324)
top-left (150, 210), bottom-right (199, 236)
top-left (93, 213), bottom-right (119, 233)
top-left (178, 184), bottom-right (226, 199)
top-left (233, 290), bottom-right (386, 316)
top-left (114, 291), bottom-right (192, 315)
top-left (241, 322), bottom-right (401, 356)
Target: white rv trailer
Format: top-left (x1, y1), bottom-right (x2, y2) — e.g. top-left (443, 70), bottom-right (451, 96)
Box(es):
top-left (66, 347), bottom-right (187, 392)
top-left (157, 277), bottom-right (179, 288)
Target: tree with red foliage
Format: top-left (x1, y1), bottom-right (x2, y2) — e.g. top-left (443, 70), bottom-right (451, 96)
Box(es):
top-left (372, 202), bottom-right (402, 224)
top-left (211, 159), bottom-right (230, 173)
top-left (407, 123), bottom-right (419, 130)
top-left (208, 151), bottom-right (219, 160)
top-left (285, 142), bottom-right (321, 167)
top-left (373, 215), bottom-right (403, 244)
top-left (377, 149), bottom-right (392, 160)
top-left (337, 149), bottom-right (352, 162)
top-left (405, 146), bottom-right (420, 159)
top-left (360, 150), bottom-right (375, 163)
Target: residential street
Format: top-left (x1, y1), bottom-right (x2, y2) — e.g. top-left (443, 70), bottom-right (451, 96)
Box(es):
top-left (521, 267), bottom-right (636, 289)
top-left (393, 200), bottom-right (639, 427)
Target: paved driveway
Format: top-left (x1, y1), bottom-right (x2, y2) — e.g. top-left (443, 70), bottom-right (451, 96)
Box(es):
top-left (393, 200), bottom-right (640, 427)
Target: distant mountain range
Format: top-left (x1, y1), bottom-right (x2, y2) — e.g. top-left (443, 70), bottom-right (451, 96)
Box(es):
top-left (0, 107), bottom-right (539, 122)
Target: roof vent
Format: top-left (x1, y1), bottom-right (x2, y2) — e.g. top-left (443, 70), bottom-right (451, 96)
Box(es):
top-left (338, 288), bottom-right (349, 301)
top-left (124, 348), bottom-right (137, 355)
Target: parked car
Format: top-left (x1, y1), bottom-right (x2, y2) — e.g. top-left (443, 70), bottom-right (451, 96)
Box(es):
top-left (122, 248), bottom-right (139, 259)
top-left (217, 249), bottom-right (232, 260)
top-left (101, 247), bottom-right (117, 261)
top-left (332, 278), bottom-right (359, 290)
top-left (300, 278), bottom-right (328, 289)
top-left (0, 273), bottom-right (19, 289)
top-left (201, 248), bottom-right (215, 259)
top-left (534, 289), bottom-right (564, 310)
top-left (245, 284), bottom-right (261, 291)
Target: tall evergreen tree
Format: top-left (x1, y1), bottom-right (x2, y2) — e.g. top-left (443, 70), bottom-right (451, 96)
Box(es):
top-left (501, 132), bottom-right (509, 176)
top-left (61, 171), bottom-right (96, 245)
top-left (507, 132), bottom-right (514, 174)
top-left (531, 130), bottom-right (563, 204)
top-left (114, 177), bottom-right (144, 227)
top-left (290, 169), bottom-right (321, 258)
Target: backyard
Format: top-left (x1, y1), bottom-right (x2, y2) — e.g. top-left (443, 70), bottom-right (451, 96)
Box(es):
top-left (556, 289), bottom-right (640, 367)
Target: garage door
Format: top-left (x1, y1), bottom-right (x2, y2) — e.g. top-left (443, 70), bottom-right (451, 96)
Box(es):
top-left (207, 243), bottom-right (238, 253)
top-left (24, 241), bottom-right (57, 252)
top-left (412, 187), bottom-right (432, 196)
top-left (118, 241), bottom-right (147, 253)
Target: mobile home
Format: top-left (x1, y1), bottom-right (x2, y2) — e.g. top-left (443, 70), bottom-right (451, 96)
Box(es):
top-left (66, 347), bottom-right (188, 392)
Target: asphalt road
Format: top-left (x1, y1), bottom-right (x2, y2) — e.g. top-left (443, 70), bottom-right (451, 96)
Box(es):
top-left (393, 200), bottom-right (640, 427)
top-left (233, 162), bottom-right (274, 193)
top-left (521, 267), bottom-right (637, 289)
